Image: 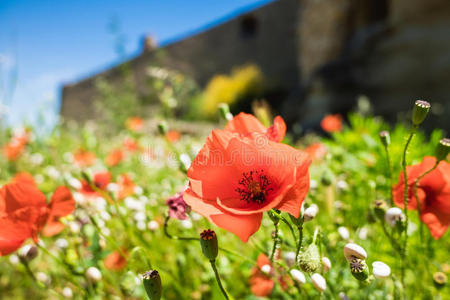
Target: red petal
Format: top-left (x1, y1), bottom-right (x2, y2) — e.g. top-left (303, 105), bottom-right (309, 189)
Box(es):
top-left (49, 186), bottom-right (75, 218)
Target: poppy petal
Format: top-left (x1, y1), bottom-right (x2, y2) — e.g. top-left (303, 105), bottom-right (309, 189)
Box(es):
top-left (49, 186), bottom-right (75, 218)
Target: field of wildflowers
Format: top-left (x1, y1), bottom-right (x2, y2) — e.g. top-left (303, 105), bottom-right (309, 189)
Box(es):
top-left (0, 99), bottom-right (449, 300)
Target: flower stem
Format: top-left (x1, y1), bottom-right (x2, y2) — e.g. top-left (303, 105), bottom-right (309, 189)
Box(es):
top-left (295, 219), bottom-right (304, 261)
top-left (400, 125), bottom-right (416, 287)
top-left (382, 143), bottom-right (394, 205)
top-left (210, 259), bottom-right (230, 300)
top-left (270, 221), bottom-right (280, 262)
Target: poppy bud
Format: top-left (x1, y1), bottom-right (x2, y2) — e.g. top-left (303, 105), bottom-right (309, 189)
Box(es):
top-left (86, 266), bottom-right (102, 282)
top-left (385, 207), bottom-right (405, 230)
top-left (379, 131), bottom-right (390, 147)
top-left (298, 243), bottom-right (321, 273)
top-left (412, 100), bottom-right (431, 126)
top-left (19, 244), bottom-right (38, 262)
top-left (349, 258), bottom-right (369, 281)
top-left (290, 269), bottom-right (306, 285)
top-left (372, 261), bottom-right (391, 279)
top-left (157, 121), bottom-right (168, 136)
top-left (372, 200), bottom-right (388, 220)
top-left (322, 257), bottom-right (331, 273)
top-left (435, 138), bottom-right (450, 162)
top-left (344, 243), bottom-right (367, 262)
top-left (218, 103), bottom-right (233, 121)
top-left (321, 169), bottom-right (334, 186)
top-left (143, 270), bottom-right (162, 300)
top-left (311, 273), bottom-right (327, 292)
top-left (304, 204), bottom-right (319, 222)
top-left (200, 229), bottom-right (218, 261)
top-left (433, 272), bottom-right (447, 289)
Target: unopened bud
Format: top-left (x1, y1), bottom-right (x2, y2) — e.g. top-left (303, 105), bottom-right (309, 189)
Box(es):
top-left (372, 261), bottom-right (391, 279)
top-left (200, 229), bottom-right (218, 261)
top-left (290, 269), bottom-right (306, 285)
top-left (218, 103), bottom-right (233, 121)
top-left (298, 243), bottom-right (321, 273)
top-left (157, 121), bottom-right (168, 136)
top-left (412, 100), bottom-right (430, 126)
top-left (19, 245), bottom-right (38, 262)
top-left (260, 264), bottom-right (271, 275)
top-left (304, 204), bottom-right (318, 222)
top-left (350, 258), bottom-right (369, 281)
top-left (385, 207), bottom-right (405, 229)
top-left (433, 272), bottom-right (447, 289)
top-left (435, 138), bottom-right (450, 161)
top-left (268, 210), bottom-right (280, 225)
top-left (311, 273), bottom-right (327, 292)
top-left (86, 266), bottom-right (102, 282)
top-left (379, 131), bottom-right (390, 147)
top-left (373, 200), bottom-right (388, 220)
top-left (143, 270), bottom-right (162, 300)
top-left (344, 243), bottom-right (367, 262)
top-left (321, 169), bottom-right (334, 186)
top-left (322, 257), bottom-right (331, 273)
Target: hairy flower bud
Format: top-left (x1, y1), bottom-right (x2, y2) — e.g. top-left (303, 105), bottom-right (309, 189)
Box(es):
top-left (385, 207), bottom-right (405, 229)
top-left (298, 243), bottom-right (321, 273)
top-left (435, 138), bottom-right (450, 162)
top-left (350, 258), bottom-right (369, 281)
top-left (268, 209), bottom-right (280, 225)
top-left (18, 244), bottom-right (38, 262)
top-left (322, 257), bottom-right (331, 273)
top-left (379, 131), bottom-right (390, 147)
top-left (143, 270), bottom-right (162, 300)
top-left (412, 100), bottom-right (430, 126)
top-left (157, 121), bottom-right (168, 136)
top-left (200, 229), bottom-right (218, 261)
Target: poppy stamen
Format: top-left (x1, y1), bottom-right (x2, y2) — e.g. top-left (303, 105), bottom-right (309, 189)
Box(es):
top-left (236, 170), bottom-right (273, 204)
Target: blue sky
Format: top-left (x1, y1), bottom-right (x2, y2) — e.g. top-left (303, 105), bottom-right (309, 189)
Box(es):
top-left (0, 0), bottom-right (272, 127)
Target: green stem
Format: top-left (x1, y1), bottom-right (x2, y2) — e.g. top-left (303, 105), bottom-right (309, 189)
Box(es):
top-left (400, 125), bottom-right (416, 287)
top-left (210, 259), bottom-right (230, 300)
top-left (295, 220), bottom-right (304, 261)
top-left (270, 221), bottom-right (280, 262)
top-left (383, 144), bottom-right (394, 205)
top-left (269, 209), bottom-right (297, 245)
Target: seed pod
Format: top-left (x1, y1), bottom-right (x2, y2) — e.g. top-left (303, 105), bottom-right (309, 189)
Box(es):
top-left (433, 272), bottom-right (447, 289)
top-left (322, 257), bottom-right (331, 273)
top-left (379, 131), bottom-right (390, 147)
top-left (412, 100), bottom-right (431, 126)
top-left (372, 261), bottom-right (391, 279)
top-left (311, 273), bottom-right (327, 292)
top-left (435, 138), bottom-right (450, 162)
top-left (373, 200), bottom-right (388, 220)
top-left (200, 229), bottom-right (218, 261)
top-left (19, 244), bottom-right (38, 262)
top-left (143, 270), bottom-right (162, 300)
top-left (86, 267), bottom-right (102, 282)
top-left (349, 258), bottom-right (369, 281)
top-left (298, 243), bottom-right (321, 273)
top-left (290, 269), bottom-right (306, 285)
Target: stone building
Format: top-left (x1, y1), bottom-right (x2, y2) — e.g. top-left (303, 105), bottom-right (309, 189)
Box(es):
top-left (61, 0), bottom-right (450, 131)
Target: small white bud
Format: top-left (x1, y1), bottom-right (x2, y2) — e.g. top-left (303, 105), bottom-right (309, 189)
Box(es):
top-left (67, 177), bottom-right (82, 190)
top-left (336, 180), bottom-right (348, 190)
top-left (86, 267), bottom-right (102, 282)
top-left (180, 219), bottom-right (192, 229)
top-left (322, 257), bottom-right (331, 273)
top-left (62, 287), bottom-right (73, 298)
top-left (338, 226), bottom-right (350, 240)
top-left (310, 179), bottom-right (318, 190)
top-left (304, 204), bottom-right (319, 222)
top-left (179, 153), bottom-right (191, 170)
top-left (311, 273), bottom-right (327, 292)
top-left (290, 269), bottom-right (306, 285)
top-left (106, 183), bottom-right (119, 193)
top-left (9, 254), bottom-right (19, 265)
top-left (261, 264), bottom-right (272, 275)
top-left (283, 251), bottom-right (296, 268)
top-left (344, 243), bottom-right (367, 262)
top-left (55, 238), bottom-right (69, 249)
top-left (69, 221), bottom-right (81, 234)
top-left (133, 185), bottom-right (143, 195)
top-left (36, 272), bottom-right (50, 284)
top-left (372, 261), bottom-right (391, 278)
top-left (137, 221), bottom-right (146, 231)
top-left (385, 207), bottom-right (405, 227)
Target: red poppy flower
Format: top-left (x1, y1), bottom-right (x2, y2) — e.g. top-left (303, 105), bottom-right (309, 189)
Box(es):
top-left (0, 179), bottom-right (75, 256)
top-left (74, 149), bottom-right (96, 167)
top-left (125, 117), bottom-right (144, 132)
top-left (249, 254), bottom-right (274, 297)
top-left (184, 130), bottom-right (311, 242)
top-left (104, 250), bottom-right (128, 270)
top-left (321, 114), bottom-right (343, 132)
top-left (1, 134), bottom-right (28, 161)
top-left (393, 156), bottom-right (450, 239)
top-left (80, 172), bottom-right (111, 198)
top-left (117, 174), bottom-right (135, 200)
top-left (12, 172), bottom-right (36, 185)
top-left (305, 143), bottom-right (328, 161)
top-left (166, 130), bottom-right (181, 143)
top-left (224, 113), bottom-right (286, 142)
top-left (106, 149), bottom-right (124, 167)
